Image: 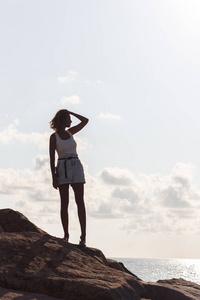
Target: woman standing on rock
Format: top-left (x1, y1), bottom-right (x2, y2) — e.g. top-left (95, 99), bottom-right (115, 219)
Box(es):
top-left (49, 109), bottom-right (89, 247)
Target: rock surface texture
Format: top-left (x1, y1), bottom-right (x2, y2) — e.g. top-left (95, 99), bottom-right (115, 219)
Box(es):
top-left (0, 209), bottom-right (200, 300)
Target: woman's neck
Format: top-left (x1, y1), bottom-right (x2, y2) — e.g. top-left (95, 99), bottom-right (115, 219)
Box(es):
top-left (58, 127), bottom-right (66, 133)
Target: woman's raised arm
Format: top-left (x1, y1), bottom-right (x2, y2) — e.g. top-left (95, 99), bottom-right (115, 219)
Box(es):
top-left (68, 111), bottom-right (89, 135)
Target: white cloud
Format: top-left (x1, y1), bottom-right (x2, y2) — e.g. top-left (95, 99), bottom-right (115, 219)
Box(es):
top-left (0, 121), bottom-right (90, 155)
top-left (0, 168), bottom-right (33, 194)
top-left (84, 79), bottom-right (103, 85)
top-left (112, 187), bottom-right (142, 204)
top-left (0, 156), bottom-right (52, 197)
top-left (172, 162), bottom-right (195, 186)
top-left (98, 113), bottom-right (121, 121)
top-left (96, 163), bottom-right (200, 234)
top-left (57, 70), bottom-right (78, 84)
top-left (1, 159), bottom-right (200, 236)
top-left (35, 154), bottom-right (49, 170)
top-left (157, 186), bottom-right (191, 208)
top-left (0, 120), bottom-right (50, 150)
top-left (57, 70), bottom-right (102, 86)
top-left (154, 162), bottom-right (200, 208)
top-left (0, 155), bottom-right (59, 229)
top-left (99, 167), bottom-right (134, 186)
top-left (60, 95), bottom-right (80, 105)
top-left (0, 119), bottom-right (19, 143)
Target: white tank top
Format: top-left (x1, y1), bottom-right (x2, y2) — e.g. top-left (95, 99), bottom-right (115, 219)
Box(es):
top-left (55, 131), bottom-right (77, 158)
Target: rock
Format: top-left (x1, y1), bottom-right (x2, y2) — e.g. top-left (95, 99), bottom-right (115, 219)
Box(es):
top-left (0, 208), bottom-right (200, 300)
top-left (143, 278), bottom-right (200, 299)
top-left (0, 286), bottom-right (63, 300)
top-left (107, 259), bottom-right (128, 272)
top-left (75, 245), bottom-right (108, 266)
top-left (0, 232), bottom-right (144, 300)
top-left (0, 209), bottom-right (45, 234)
top-left (107, 262), bottom-right (200, 299)
top-left (107, 259), bottom-right (142, 281)
top-left (0, 209), bottom-right (144, 300)
top-left (0, 225), bottom-right (4, 233)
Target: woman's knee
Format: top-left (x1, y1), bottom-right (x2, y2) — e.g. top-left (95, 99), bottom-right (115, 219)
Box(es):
top-left (59, 184), bottom-right (69, 207)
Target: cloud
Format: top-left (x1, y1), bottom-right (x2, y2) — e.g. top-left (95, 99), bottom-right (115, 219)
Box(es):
top-left (84, 79), bottom-right (103, 85)
top-left (112, 187), bottom-right (142, 204)
top-left (0, 155), bottom-right (59, 229)
top-left (1, 158), bottom-right (200, 236)
top-left (60, 95), bottom-right (80, 105)
top-left (57, 70), bottom-right (103, 86)
top-left (157, 186), bottom-right (191, 208)
top-left (98, 113), bottom-right (121, 121)
top-left (0, 120), bottom-right (50, 150)
top-left (172, 162), bottom-right (195, 186)
top-left (0, 168), bottom-right (33, 194)
top-left (95, 80), bottom-right (103, 84)
top-left (99, 168), bottom-right (134, 186)
top-left (0, 121), bottom-right (90, 156)
top-left (96, 163), bottom-right (200, 234)
top-left (57, 70), bottom-right (78, 84)
top-left (0, 155), bottom-right (51, 197)
top-left (154, 163), bottom-right (200, 208)
top-left (35, 154), bottom-right (49, 170)
top-left (0, 119), bottom-right (19, 143)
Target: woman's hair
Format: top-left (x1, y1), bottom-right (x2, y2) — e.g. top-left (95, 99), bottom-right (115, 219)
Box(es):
top-left (50, 109), bottom-right (69, 131)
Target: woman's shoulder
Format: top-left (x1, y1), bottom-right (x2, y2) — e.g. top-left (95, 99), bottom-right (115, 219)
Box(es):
top-left (50, 132), bottom-right (57, 140)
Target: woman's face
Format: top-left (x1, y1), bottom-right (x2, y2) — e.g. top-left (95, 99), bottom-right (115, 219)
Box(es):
top-left (63, 113), bottom-right (72, 127)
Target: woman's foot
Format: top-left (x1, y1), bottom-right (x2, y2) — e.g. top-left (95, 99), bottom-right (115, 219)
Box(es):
top-left (63, 234), bottom-right (69, 242)
top-left (79, 235), bottom-right (86, 247)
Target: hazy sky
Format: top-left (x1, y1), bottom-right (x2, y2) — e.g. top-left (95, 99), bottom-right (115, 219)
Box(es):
top-left (1, 0), bottom-right (200, 259)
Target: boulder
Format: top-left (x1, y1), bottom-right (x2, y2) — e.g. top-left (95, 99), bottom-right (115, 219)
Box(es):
top-left (0, 286), bottom-right (63, 300)
top-left (143, 279), bottom-right (200, 300)
top-left (0, 209), bottom-right (200, 300)
top-left (107, 259), bottom-right (142, 280)
top-left (0, 209), bottom-right (144, 300)
top-left (0, 209), bottom-right (45, 234)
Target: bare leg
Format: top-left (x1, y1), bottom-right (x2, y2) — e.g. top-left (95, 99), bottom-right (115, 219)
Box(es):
top-left (58, 184), bottom-right (69, 240)
top-left (71, 183), bottom-right (86, 242)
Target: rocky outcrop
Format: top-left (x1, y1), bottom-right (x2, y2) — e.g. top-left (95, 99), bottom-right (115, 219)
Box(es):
top-left (0, 286), bottom-right (63, 300)
top-left (0, 209), bottom-right (45, 234)
top-left (143, 279), bottom-right (200, 300)
top-left (0, 209), bottom-right (144, 300)
top-left (0, 209), bottom-right (200, 300)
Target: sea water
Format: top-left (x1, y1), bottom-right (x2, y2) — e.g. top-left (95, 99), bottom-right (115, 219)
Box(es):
top-left (112, 258), bottom-right (200, 284)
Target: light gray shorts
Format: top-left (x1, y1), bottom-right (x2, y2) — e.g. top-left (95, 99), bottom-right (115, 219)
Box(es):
top-left (56, 156), bottom-right (85, 186)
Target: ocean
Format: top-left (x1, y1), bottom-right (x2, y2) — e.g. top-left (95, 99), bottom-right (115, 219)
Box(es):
top-left (112, 258), bottom-right (200, 284)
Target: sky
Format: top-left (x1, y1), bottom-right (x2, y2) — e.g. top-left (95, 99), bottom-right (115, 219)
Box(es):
top-left (1, 0), bottom-right (200, 259)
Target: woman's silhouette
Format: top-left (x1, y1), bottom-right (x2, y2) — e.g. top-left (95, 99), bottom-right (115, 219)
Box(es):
top-left (49, 109), bottom-right (89, 247)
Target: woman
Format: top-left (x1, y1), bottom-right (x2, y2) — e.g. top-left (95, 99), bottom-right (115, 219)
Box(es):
top-left (49, 109), bottom-right (89, 247)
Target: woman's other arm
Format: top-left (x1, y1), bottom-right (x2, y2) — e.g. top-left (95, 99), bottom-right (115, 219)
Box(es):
top-left (49, 133), bottom-right (58, 189)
